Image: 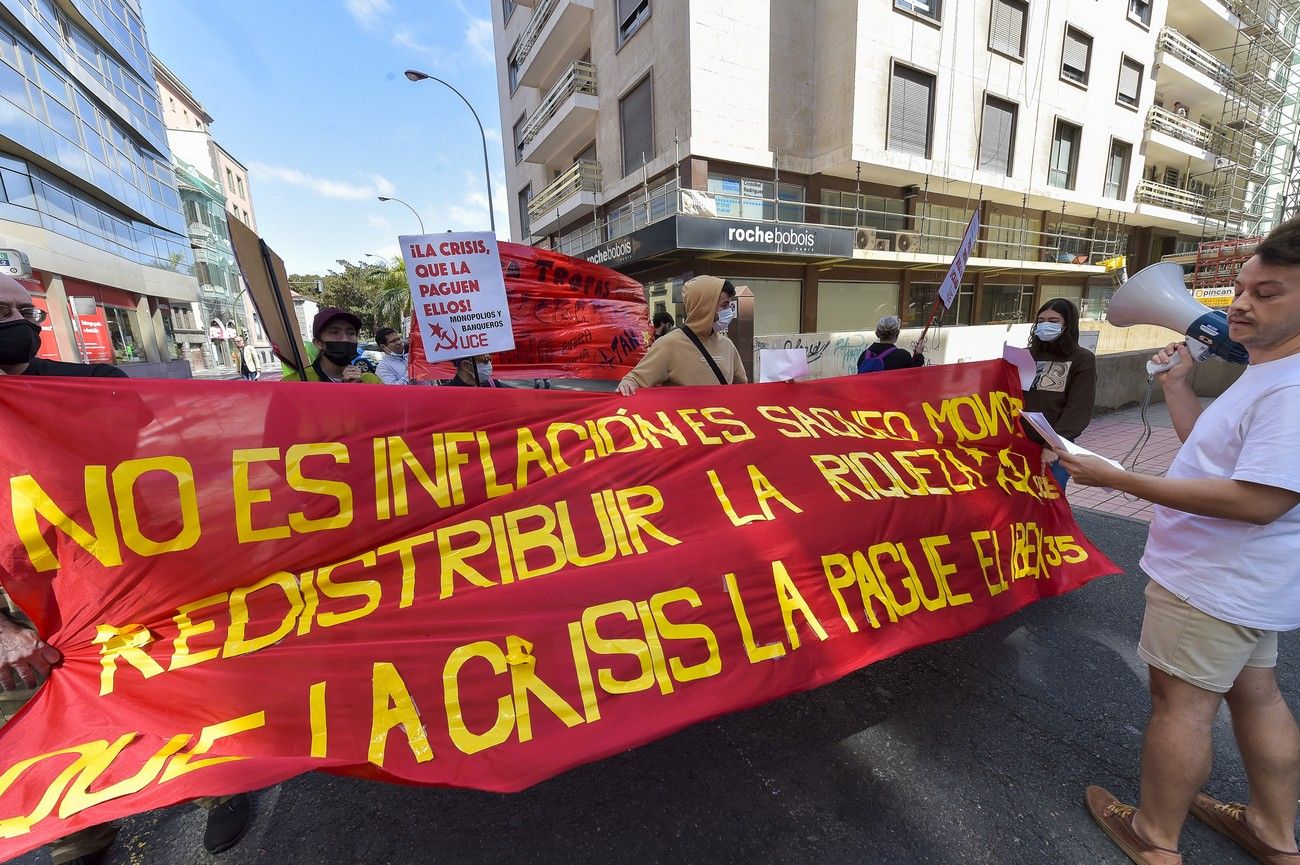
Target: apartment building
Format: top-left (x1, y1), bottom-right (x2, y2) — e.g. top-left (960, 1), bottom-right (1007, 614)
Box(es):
top-left (0, 0), bottom-right (197, 372)
top-left (492, 0), bottom-right (1299, 348)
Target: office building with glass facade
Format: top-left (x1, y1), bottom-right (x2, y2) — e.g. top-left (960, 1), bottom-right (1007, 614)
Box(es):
top-left (0, 0), bottom-right (196, 370)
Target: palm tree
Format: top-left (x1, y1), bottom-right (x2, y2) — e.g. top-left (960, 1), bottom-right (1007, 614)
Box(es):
top-left (370, 258), bottom-right (411, 330)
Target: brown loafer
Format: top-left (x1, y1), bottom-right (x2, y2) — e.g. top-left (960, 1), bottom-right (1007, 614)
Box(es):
top-left (1190, 793), bottom-right (1300, 864)
top-left (1085, 785), bottom-right (1183, 865)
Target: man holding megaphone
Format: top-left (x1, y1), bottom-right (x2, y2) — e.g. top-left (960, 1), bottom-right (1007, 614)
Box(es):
top-left (1062, 217), bottom-right (1300, 865)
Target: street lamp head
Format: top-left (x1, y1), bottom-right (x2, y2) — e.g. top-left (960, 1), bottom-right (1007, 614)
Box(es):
top-left (377, 196), bottom-right (392, 202)
top-left (404, 70), bottom-right (429, 82)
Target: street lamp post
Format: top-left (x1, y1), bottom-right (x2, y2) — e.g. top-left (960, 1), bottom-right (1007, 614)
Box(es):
top-left (403, 69), bottom-right (496, 233)
top-left (377, 196), bottom-right (426, 234)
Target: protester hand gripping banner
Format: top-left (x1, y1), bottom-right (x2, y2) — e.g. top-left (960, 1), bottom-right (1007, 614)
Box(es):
top-left (0, 363), bottom-right (1117, 859)
top-left (408, 242), bottom-right (650, 382)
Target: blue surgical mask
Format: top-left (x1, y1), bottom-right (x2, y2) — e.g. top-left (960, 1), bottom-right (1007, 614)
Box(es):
top-left (1034, 322), bottom-right (1064, 342)
top-left (714, 305), bottom-right (736, 334)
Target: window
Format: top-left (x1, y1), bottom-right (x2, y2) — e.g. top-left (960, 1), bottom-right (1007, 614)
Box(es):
top-left (905, 282), bottom-right (972, 327)
top-left (895, 0), bottom-right (941, 23)
top-left (502, 0), bottom-right (515, 22)
top-left (1116, 56), bottom-right (1143, 109)
top-left (976, 284), bottom-right (1035, 325)
top-left (225, 168), bottom-right (234, 190)
top-left (984, 211), bottom-right (1039, 260)
top-left (817, 282), bottom-right (899, 332)
top-left (819, 191), bottom-right (907, 232)
top-left (1048, 119), bottom-right (1081, 189)
top-left (619, 73), bottom-right (654, 177)
top-left (617, 0), bottom-right (650, 47)
top-left (988, 0), bottom-right (1027, 59)
top-left (887, 63), bottom-right (935, 157)
top-left (507, 41), bottom-right (521, 93)
top-left (1104, 139), bottom-right (1132, 199)
top-left (1128, 0), bottom-right (1151, 27)
top-left (1061, 26), bottom-right (1091, 85)
top-left (512, 114), bottom-right (526, 163)
top-left (735, 277), bottom-right (801, 336)
top-left (518, 184), bottom-right (532, 240)
top-left (236, 176), bottom-right (244, 198)
top-left (709, 176), bottom-right (805, 222)
top-left (978, 95), bottom-right (1017, 175)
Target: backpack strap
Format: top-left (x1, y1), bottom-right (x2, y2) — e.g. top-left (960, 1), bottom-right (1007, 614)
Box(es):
top-left (677, 325), bottom-right (728, 384)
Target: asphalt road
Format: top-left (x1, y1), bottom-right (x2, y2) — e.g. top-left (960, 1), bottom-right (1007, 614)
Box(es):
top-left (11, 510), bottom-right (1287, 865)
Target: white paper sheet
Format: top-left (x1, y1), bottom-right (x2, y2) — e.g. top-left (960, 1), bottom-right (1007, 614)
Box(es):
top-left (1021, 411), bottom-right (1125, 470)
top-left (1002, 343), bottom-right (1037, 391)
top-left (758, 348), bottom-right (811, 382)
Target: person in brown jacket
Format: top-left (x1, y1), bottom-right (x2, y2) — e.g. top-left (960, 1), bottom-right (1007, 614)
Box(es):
top-left (618, 275), bottom-right (748, 394)
top-left (1023, 297), bottom-right (1096, 490)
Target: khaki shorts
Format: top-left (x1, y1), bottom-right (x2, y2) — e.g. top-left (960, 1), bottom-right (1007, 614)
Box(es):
top-left (1138, 580), bottom-right (1278, 694)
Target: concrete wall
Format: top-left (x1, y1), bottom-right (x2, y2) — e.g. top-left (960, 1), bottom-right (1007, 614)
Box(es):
top-left (1092, 349), bottom-right (1246, 413)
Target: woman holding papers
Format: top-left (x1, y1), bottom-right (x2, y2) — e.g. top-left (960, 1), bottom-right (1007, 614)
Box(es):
top-left (1023, 298), bottom-right (1097, 491)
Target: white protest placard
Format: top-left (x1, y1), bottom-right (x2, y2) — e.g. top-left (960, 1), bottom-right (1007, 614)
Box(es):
top-left (400, 231), bottom-right (515, 361)
top-left (940, 208), bottom-right (981, 308)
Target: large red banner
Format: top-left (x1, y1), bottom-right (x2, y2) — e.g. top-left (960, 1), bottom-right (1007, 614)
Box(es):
top-left (0, 363), bottom-right (1116, 859)
top-left (409, 242), bottom-right (649, 382)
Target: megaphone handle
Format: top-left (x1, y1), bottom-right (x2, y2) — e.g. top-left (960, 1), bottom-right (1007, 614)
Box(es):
top-left (1146, 341), bottom-right (1209, 375)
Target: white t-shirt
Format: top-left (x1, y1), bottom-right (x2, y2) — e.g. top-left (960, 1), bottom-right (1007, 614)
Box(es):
top-left (1142, 352), bottom-right (1300, 630)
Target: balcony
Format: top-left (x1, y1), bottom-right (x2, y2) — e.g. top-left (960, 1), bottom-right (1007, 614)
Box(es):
top-left (1134, 180), bottom-right (1208, 228)
top-left (1144, 105), bottom-right (1216, 168)
top-left (1155, 27), bottom-right (1232, 103)
top-left (520, 60), bottom-right (598, 168)
top-left (511, 0), bottom-right (593, 91)
top-left (527, 159), bottom-right (601, 236)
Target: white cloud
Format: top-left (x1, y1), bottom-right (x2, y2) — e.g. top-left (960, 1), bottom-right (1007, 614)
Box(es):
top-left (344, 0), bottom-right (393, 29)
top-left (367, 214), bottom-right (391, 229)
top-left (465, 18), bottom-right (494, 64)
top-left (250, 163), bottom-right (396, 201)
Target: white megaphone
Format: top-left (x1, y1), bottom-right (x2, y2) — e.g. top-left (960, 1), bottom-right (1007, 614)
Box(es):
top-left (1107, 262), bottom-right (1248, 375)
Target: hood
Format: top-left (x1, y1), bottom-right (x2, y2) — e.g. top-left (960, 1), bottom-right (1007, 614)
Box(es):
top-left (683, 275), bottom-right (726, 338)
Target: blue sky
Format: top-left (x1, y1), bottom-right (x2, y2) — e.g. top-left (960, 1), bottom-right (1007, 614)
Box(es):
top-left (143, 0), bottom-right (506, 275)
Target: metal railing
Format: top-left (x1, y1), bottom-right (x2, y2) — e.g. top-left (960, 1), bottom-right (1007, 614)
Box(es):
top-left (519, 60), bottom-right (596, 151)
top-left (1146, 105), bottom-right (1213, 149)
top-left (511, 0), bottom-right (559, 71)
top-left (1157, 27), bottom-right (1233, 85)
top-left (1135, 179), bottom-right (1207, 214)
top-left (527, 159), bottom-right (601, 221)
top-left (544, 179), bottom-right (1126, 267)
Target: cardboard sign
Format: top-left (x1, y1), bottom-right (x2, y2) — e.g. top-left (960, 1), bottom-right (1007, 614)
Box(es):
top-left (401, 232), bottom-right (514, 361)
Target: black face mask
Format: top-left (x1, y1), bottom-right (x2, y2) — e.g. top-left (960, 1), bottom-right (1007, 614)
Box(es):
top-left (0, 320), bottom-right (41, 365)
top-left (320, 340), bottom-right (358, 366)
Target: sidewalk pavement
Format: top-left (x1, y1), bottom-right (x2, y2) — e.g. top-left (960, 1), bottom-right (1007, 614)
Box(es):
top-left (1064, 396), bottom-right (1214, 522)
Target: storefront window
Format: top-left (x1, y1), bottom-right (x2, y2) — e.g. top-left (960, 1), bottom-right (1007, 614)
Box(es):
top-left (904, 282), bottom-right (973, 328)
top-left (983, 212), bottom-right (1041, 261)
top-left (1044, 218), bottom-right (1095, 263)
top-left (103, 305), bottom-right (144, 362)
top-left (816, 282), bottom-right (899, 332)
top-left (818, 191), bottom-right (907, 232)
top-left (1040, 284), bottom-right (1085, 312)
top-left (916, 204), bottom-right (974, 257)
top-left (976, 283), bottom-right (1035, 325)
top-left (708, 175), bottom-right (805, 223)
top-left (732, 277), bottom-right (801, 335)
top-left (158, 303), bottom-right (179, 360)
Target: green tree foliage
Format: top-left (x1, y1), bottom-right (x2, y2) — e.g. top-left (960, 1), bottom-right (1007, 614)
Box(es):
top-left (319, 259), bottom-right (391, 338)
top-left (370, 257), bottom-right (411, 332)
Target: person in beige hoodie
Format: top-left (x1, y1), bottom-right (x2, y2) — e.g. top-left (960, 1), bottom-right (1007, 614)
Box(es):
top-left (618, 275), bottom-right (748, 394)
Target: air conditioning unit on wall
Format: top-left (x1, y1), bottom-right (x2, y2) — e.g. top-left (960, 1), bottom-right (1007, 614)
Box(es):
top-left (855, 227), bottom-right (876, 250)
top-left (873, 237), bottom-right (893, 252)
top-left (895, 231), bottom-right (921, 253)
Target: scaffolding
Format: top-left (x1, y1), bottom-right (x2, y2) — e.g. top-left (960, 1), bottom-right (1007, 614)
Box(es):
top-left (1201, 0), bottom-right (1300, 239)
